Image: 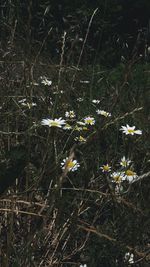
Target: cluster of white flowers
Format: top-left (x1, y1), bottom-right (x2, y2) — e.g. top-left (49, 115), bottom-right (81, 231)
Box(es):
top-left (100, 156), bottom-right (137, 184)
top-left (39, 91), bottom-right (142, 178)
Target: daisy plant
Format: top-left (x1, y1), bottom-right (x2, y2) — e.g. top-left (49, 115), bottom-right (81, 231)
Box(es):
top-left (124, 169), bottom-right (137, 182)
top-left (120, 124), bottom-right (142, 135)
top-left (111, 172), bottom-right (125, 184)
top-left (84, 116), bottom-right (95, 125)
top-left (41, 118), bottom-right (66, 128)
top-left (100, 164), bottom-right (111, 173)
top-left (61, 157), bottom-right (80, 172)
top-left (120, 156), bottom-right (131, 168)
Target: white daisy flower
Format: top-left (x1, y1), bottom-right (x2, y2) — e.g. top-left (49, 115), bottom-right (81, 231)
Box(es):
top-left (124, 169), bottom-right (137, 182)
top-left (111, 172), bottom-right (125, 183)
top-left (41, 76), bottom-right (52, 86)
top-left (65, 110), bottom-right (76, 118)
top-left (80, 265), bottom-right (87, 267)
top-left (120, 124), bottom-right (142, 135)
top-left (100, 164), bottom-right (111, 172)
top-left (96, 109), bottom-right (111, 117)
top-left (92, 99), bottom-right (100, 104)
top-left (120, 156), bottom-right (131, 168)
top-left (61, 157), bottom-right (80, 172)
top-left (84, 116), bottom-right (95, 125)
top-left (41, 118), bottom-right (66, 128)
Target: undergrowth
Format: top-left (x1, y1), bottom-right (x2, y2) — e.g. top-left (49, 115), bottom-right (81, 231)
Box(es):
top-left (0, 7), bottom-right (150, 267)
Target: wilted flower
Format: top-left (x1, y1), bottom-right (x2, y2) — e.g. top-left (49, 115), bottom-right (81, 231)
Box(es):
top-left (96, 109), bottom-right (111, 117)
top-left (61, 157), bottom-right (80, 172)
top-left (84, 116), bottom-right (95, 125)
top-left (41, 76), bottom-right (52, 86)
top-left (75, 135), bottom-right (86, 143)
top-left (124, 169), bottom-right (137, 182)
top-left (100, 164), bottom-right (111, 172)
top-left (74, 125), bottom-right (88, 131)
top-left (63, 123), bottom-right (72, 130)
top-left (65, 110), bottom-right (76, 118)
top-left (75, 121), bottom-right (88, 131)
top-left (41, 118), bottom-right (66, 128)
top-left (120, 156), bottom-right (131, 168)
top-left (120, 124), bottom-right (142, 135)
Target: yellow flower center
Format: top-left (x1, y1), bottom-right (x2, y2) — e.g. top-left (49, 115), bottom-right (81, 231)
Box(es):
top-left (114, 175), bottom-right (121, 182)
top-left (86, 119), bottom-right (93, 124)
top-left (103, 165), bottom-right (110, 171)
top-left (128, 129), bottom-right (135, 134)
top-left (66, 161), bottom-right (75, 169)
top-left (126, 170), bottom-right (136, 176)
top-left (50, 121), bottom-right (59, 127)
top-left (122, 160), bottom-right (126, 166)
